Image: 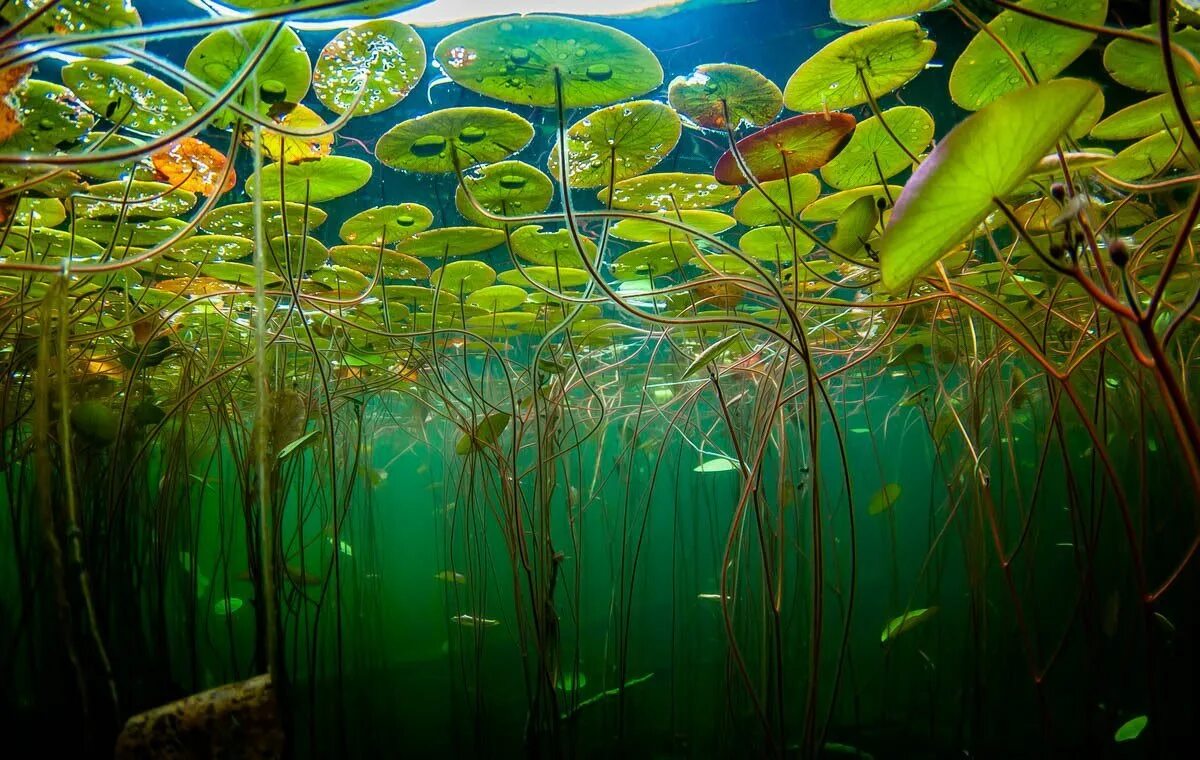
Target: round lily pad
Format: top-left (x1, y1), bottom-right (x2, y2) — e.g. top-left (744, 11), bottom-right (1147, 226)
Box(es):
top-left (268, 235), bottom-right (329, 274)
top-left (610, 210), bottom-right (735, 243)
top-left (2, 0), bottom-right (142, 58)
top-left (329, 245), bottom-right (430, 279)
top-left (12, 197), bottom-right (65, 228)
top-left (1104, 25), bottom-right (1200, 92)
top-left (75, 180), bottom-right (196, 220)
top-left (314, 20), bottom-right (425, 117)
top-left (77, 218), bottom-right (188, 248)
top-left (739, 225), bottom-right (814, 262)
top-left (949, 0), bottom-right (1107, 111)
top-left (465, 284), bottom-right (527, 311)
top-left (801, 185), bottom-right (902, 222)
top-left (547, 100), bottom-right (681, 189)
top-left (783, 20), bottom-right (936, 112)
top-left (392, 226), bottom-right (506, 258)
top-left (255, 103), bottom-right (334, 164)
top-left (831, 0), bottom-right (945, 25)
top-left (602, 172), bottom-right (740, 211)
top-left (1091, 88), bottom-right (1200, 140)
top-left (3, 227), bottom-right (104, 260)
top-left (185, 22), bottom-right (311, 130)
top-left (376, 106), bottom-right (534, 173)
top-left (1103, 129), bottom-right (1200, 182)
top-left (499, 265), bottom-right (590, 289)
top-left (245, 155), bottom-right (373, 203)
top-left (430, 260), bottom-right (496, 294)
top-left (374, 284), bottom-right (458, 311)
top-left (714, 112), bottom-right (856, 184)
top-left (732, 173), bottom-right (822, 226)
top-left (201, 260), bottom-right (282, 285)
top-left (668, 63), bottom-right (782, 129)
top-left (151, 137), bottom-right (236, 196)
top-left (455, 160), bottom-right (553, 228)
top-left (201, 201), bottom-right (327, 238)
top-left (609, 241), bottom-right (693, 279)
top-left (61, 59), bottom-right (194, 136)
top-left (0, 80), bottom-right (95, 153)
top-left (433, 15), bottom-right (663, 109)
top-left (70, 132), bottom-right (156, 182)
top-left (821, 106), bottom-right (933, 189)
top-left (508, 225), bottom-right (595, 267)
top-left (339, 204), bottom-right (434, 244)
top-left (309, 265), bottom-right (372, 295)
top-left (164, 235), bottom-right (254, 264)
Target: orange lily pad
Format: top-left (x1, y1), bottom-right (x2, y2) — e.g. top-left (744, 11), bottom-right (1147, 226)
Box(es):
top-left (713, 112), bottom-right (856, 185)
top-left (151, 137), bottom-right (236, 195)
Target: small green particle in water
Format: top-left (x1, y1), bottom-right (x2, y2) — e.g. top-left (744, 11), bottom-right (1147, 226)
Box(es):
top-left (1114, 715), bottom-right (1147, 743)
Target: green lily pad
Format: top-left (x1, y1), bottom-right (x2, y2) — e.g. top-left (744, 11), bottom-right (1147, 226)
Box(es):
top-left (75, 180), bottom-right (196, 220)
top-left (0, 80), bottom-right (95, 153)
top-left (732, 174), bottom-right (822, 226)
top-left (830, 0), bottom-right (945, 24)
top-left (455, 160), bottom-right (553, 228)
top-left (878, 78), bottom-right (1099, 291)
top-left (3, 227), bottom-right (104, 260)
top-left (1, 0), bottom-right (142, 57)
top-left (68, 132), bottom-right (156, 182)
top-left (668, 63), bottom-right (782, 129)
top-left (245, 155), bottom-right (373, 203)
top-left (376, 106), bottom-right (534, 173)
top-left (1091, 87), bottom-right (1200, 140)
top-left (821, 106), bottom-right (933, 189)
top-left (880, 606), bottom-right (937, 642)
top-left (309, 265), bottom-right (372, 294)
top-left (314, 20), bottom-right (425, 116)
top-left (547, 100), bottom-right (681, 189)
top-left (12, 197), bottom-right (66, 228)
top-left (164, 235), bottom-right (254, 264)
top-left (500, 265), bottom-right (590, 289)
top-left (329, 245), bottom-right (429, 280)
top-left (508, 225), bottom-right (595, 267)
top-left (610, 210), bottom-right (735, 243)
top-left (393, 226), bottom-right (505, 258)
top-left (610, 241), bottom-right (694, 279)
top-left (456, 411), bottom-right (510, 454)
top-left (739, 225), bottom-right (814, 262)
top-left (1102, 129), bottom-right (1200, 182)
top-left (1114, 715), bottom-right (1147, 743)
top-left (61, 60), bottom-right (194, 136)
top-left (603, 172), bottom-right (740, 211)
top-left (949, 0), bottom-right (1106, 111)
top-left (430, 260), bottom-right (496, 294)
top-left (433, 15), bottom-right (663, 108)
top-left (465, 284), bottom-right (527, 311)
top-left (339, 204), bottom-right (433, 244)
top-left (185, 22), bottom-right (311, 130)
top-left (714, 112), bottom-right (856, 184)
top-left (201, 260), bottom-right (282, 285)
top-left (200, 201), bottom-right (327, 238)
top-left (268, 235), bottom-right (328, 274)
top-left (801, 184), bottom-right (902, 222)
top-left (1105, 25), bottom-right (1200, 92)
top-left (868, 482), bottom-right (902, 514)
top-left (784, 20), bottom-right (936, 111)
top-left (76, 218), bottom-right (188, 249)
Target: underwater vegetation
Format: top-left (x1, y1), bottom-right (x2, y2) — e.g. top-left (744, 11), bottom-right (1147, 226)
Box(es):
top-left (1, 0), bottom-right (1200, 756)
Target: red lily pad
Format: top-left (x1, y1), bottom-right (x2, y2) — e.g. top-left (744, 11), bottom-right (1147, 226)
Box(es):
top-left (713, 112), bottom-right (856, 185)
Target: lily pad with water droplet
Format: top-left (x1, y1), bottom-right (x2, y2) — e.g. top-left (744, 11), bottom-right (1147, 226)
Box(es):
top-left (431, 260), bottom-right (497, 295)
top-left (713, 112), bottom-right (856, 185)
top-left (75, 180), bottom-right (196, 220)
top-left (0, 80), bottom-right (95, 153)
top-left (201, 201), bottom-right (327, 238)
top-left (610, 241), bottom-right (693, 280)
top-left (949, 0), bottom-right (1107, 111)
top-left (455, 160), bottom-right (553, 228)
top-left (878, 78), bottom-right (1099, 291)
top-left (245, 155), bottom-right (373, 203)
top-left (801, 184), bottom-right (902, 222)
top-left (732, 174), bottom-right (822, 226)
top-left (339, 204), bottom-right (433, 244)
top-left (164, 235), bottom-right (254, 264)
top-left (738, 225), bottom-right (813, 262)
top-left (61, 60), bottom-right (194, 137)
top-left (393, 226), bottom-right (506, 258)
top-left (151, 137), bottom-right (236, 196)
top-left (830, 0), bottom-right (945, 25)
top-left (255, 103), bottom-right (334, 164)
top-left (1, 0), bottom-right (142, 57)
top-left (329, 245), bottom-right (429, 280)
top-left (508, 225), bottom-right (594, 268)
top-left (668, 63), bottom-right (782, 129)
top-left (376, 106), bottom-right (534, 173)
top-left (784, 20), bottom-right (936, 112)
top-left (610, 210), bottom-right (735, 243)
top-left (314, 20), bottom-right (425, 117)
top-left (185, 22), bottom-right (311, 130)
top-left (547, 100), bottom-right (681, 189)
top-left (466, 284), bottom-right (527, 312)
top-left (68, 132), bottom-right (156, 182)
top-left (433, 15), bottom-right (663, 109)
top-left (602, 172), bottom-right (740, 212)
top-left (821, 106), bottom-right (933, 190)
top-left (1104, 25), bottom-right (1200, 92)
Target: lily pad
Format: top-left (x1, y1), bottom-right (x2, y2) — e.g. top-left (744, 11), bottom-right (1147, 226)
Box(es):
top-left (456, 411), bottom-right (510, 454)
top-left (821, 106), bottom-right (933, 189)
top-left (801, 184), bottom-right (902, 222)
top-left (74, 180), bottom-right (196, 220)
top-left (314, 20), bottom-right (425, 116)
top-left (880, 607), bottom-right (937, 642)
top-left (610, 241), bottom-right (693, 279)
top-left (164, 235), bottom-right (254, 264)
top-left (340, 204), bottom-right (433, 244)
top-left (455, 160), bottom-right (553, 227)
top-left (201, 201), bottom-right (327, 238)
top-left (1104, 25), bottom-right (1200, 92)
top-left (713, 112), bottom-right (856, 185)
top-left (830, 0), bottom-right (945, 24)
top-left (949, 0), bottom-right (1107, 111)
top-left (668, 63), bottom-right (782, 129)
top-left (547, 100), bottom-right (681, 189)
top-left (739, 225), bottom-right (814, 262)
top-left (610, 210), bottom-right (735, 243)
top-left (393, 226), bottom-right (505, 258)
top-left (508, 225), bottom-right (595, 267)
top-left (868, 483), bottom-right (902, 514)
top-left (1091, 87), bottom-right (1200, 140)
top-left (430, 260), bottom-right (496, 294)
top-left (433, 15), bottom-right (663, 108)
top-left (61, 60), bottom-right (194, 136)
top-left (466, 284), bottom-right (527, 311)
top-left (784, 20), bottom-right (936, 111)
top-left (185, 22), bottom-right (311, 130)
top-left (255, 103), bottom-right (334, 163)
top-left (245, 155), bottom-right (373, 202)
top-left (1114, 715), bottom-right (1147, 743)
top-left (151, 137), bottom-right (236, 196)
top-left (329, 245), bottom-right (429, 279)
top-left (732, 174), bottom-right (822, 226)
top-left (0, 80), bottom-right (95, 153)
top-left (376, 106), bottom-right (534, 173)
top-left (1, 0), bottom-right (142, 57)
top-left (603, 172), bottom-right (740, 211)
top-left (878, 78), bottom-right (1099, 291)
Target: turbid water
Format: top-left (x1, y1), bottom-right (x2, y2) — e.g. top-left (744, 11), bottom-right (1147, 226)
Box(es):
top-left (0, 0), bottom-right (1198, 757)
